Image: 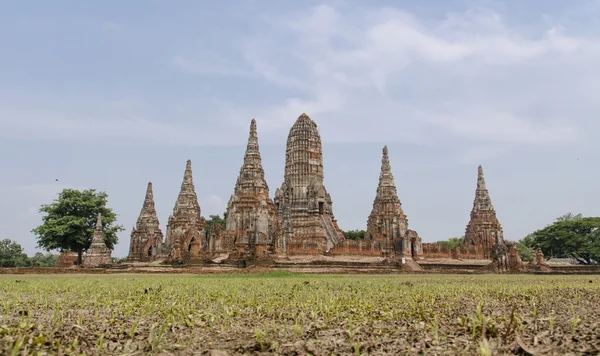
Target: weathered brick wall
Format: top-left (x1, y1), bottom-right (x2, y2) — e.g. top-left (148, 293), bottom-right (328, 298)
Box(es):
top-left (330, 240), bottom-right (383, 256)
top-left (421, 243), bottom-right (452, 258)
top-left (421, 243), bottom-right (486, 260)
top-left (56, 251), bottom-right (78, 267)
top-left (456, 245), bottom-right (485, 259)
top-left (286, 240), bottom-right (325, 255)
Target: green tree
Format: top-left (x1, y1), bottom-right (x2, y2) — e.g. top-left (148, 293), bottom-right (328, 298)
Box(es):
top-left (437, 236), bottom-right (464, 249)
top-left (29, 252), bottom-right (58, 267)
top-left (515, 241), bottom-right (531, 261)
top-left (206, 213), bottom-right (227, 239)
top-left (0, 239), bottom-right (30, 267)
top-left (556, 212), bottom-right (583, 222)
top-left (343, 230), bottom-right (366, 240)
top-left (529, 216), bottom-right (600, 264)
top-left (111, 257), bottom-right (128, 264)
top-left (32, 189), bottom-right (124, 265)
top-left (206, 213), bottom-right (226, 230)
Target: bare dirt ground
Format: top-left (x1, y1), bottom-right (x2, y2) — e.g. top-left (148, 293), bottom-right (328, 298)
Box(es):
top-left (1, 273), bottom-right (599, 355)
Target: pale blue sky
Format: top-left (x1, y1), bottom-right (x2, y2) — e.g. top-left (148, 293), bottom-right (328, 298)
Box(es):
top-left (1, 0), bottom-right (599, 257)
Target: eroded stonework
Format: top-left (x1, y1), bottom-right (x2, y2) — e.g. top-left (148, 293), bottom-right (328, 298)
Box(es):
top-left (165, 160), bottom-right (207, 262)
top-left (128, 182), bottom-right (165, 261)
top-left (365, 146), bottom-right (422, 258)
top-left (274, 113), bottom-right (343, 252)
top-left (223, 119), bottom-right (281, 259)
top-left (464, 165), bottom-right (504, 259)
top-left (83, 213), bottom-right (112, 266)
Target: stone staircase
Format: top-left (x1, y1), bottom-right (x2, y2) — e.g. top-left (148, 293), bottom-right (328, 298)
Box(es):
top-left (321, 214), bottom-right (341, 250)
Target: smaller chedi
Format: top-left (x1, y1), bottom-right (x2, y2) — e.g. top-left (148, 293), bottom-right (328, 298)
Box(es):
top-left (164, 160), bottom-right (207, 262)
top-left (223, 119), bottom-right (281, 259)
top-left (128, 182), bottom-right (165, 261)
top-left (464, 165), bottom-right (504, 259)
top-left (365, 146), bottom-right (422, 258)
top-left (83, 213), bottom-right (112, 266)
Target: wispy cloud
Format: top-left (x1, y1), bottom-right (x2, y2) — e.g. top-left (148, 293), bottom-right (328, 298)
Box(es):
top-left (3, 2), bottom-right (599, 161)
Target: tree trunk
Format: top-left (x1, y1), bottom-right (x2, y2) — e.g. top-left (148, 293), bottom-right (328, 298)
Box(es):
top-left (77, 249), bottom-right (83, 265)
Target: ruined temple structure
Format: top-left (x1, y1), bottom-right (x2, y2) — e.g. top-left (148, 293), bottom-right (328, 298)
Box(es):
top-left (83, 213), bottom-right (112, 266)
top-left (223, 119), bottom-right (281, 259)
top-left (164, 160), bottom-right (207, 262)
top-left (128, 182), bottom-right (165, 261)
top-left (274, 113), bottom-right (344, 252)
top-left (484, 241), bottom-right (524, 273)
top-left (365, 146), bottom-right (422, 259)
top-left (56, 250), bottom-right (78, 268)
top-left (464, 165), bottom-right (504, 259)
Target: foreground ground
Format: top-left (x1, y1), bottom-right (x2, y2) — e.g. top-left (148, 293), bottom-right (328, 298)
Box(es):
top-left (1, 273), bottom-right (599, 355)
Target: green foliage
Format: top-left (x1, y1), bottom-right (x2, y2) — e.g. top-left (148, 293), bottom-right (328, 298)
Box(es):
top-left (29, 252), bottom-right (58, 267)
top-left (343, 230), bottom-right (365, 240)
top-left (111, 257), bottom-right (128, 264)
top-left (0, 239), bottom-right (30, 267)
top-left (0, 240), bottom-right (57, 267)
top-left (515, 242), bottom-right (531, 261)
top-left (556, 213), bottom-right (583, 222)
top-left (437, 236), bottom-right (464, 249)
top-left (31, 189), bottom-right (124, 264)
top-left (528, 213), bottom-right (600, 264)
top-left (206, 213), bottom-right (226, 238)
top-left (0, 274), bottom-right (599, 354)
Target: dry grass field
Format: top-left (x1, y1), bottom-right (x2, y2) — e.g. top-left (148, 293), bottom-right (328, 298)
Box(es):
top-left (1, 272), bottom-right (599, 355)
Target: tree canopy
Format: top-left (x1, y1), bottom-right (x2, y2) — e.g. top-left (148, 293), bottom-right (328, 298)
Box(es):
top-left (0, 239), bottom-right (29, 267)
top-left (0, 239), bottom-right (57, 267)
top-left (206, 213), bottom-right (226, 235)
top-left (436, 236), bottom-right (464, 249)
top-left (31, 189), bottom-right (124, 264)
top-left (526, 213), bottom-right (600, 265)
top-left (343, 230), bottom-right (366, 240)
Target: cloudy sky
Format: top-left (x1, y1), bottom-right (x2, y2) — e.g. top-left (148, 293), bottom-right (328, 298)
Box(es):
top-left (1, 0), bottom-right (599, 257)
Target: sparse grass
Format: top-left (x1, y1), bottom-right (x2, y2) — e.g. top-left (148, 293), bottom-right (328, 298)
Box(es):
top-left (0, 273), bottom-right (599, 354)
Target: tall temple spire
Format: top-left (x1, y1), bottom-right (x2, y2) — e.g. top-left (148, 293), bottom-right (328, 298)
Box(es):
top-left (95, 213), bottom-right (103, 231)
top-left (165, 159), bottom-right (206, 261)
top-left (376, 145), bottom-right (397, 196)
top-left (234, 119), bottom-right (269, 194)
top-left (284, 113), bottom-right (324, 183)
top-left (172, 160), bottom-right (202, 223)
top-left (477, 165), bottom-right (487, 190)
top-left (471, 165), bottom-right (495, 214)
top-left (90, 212), bottom-right (104, 245)
top-left (277, 112), bottom-right (343, 251)
top-left (464, 164), bottom-right (504, 258)
top-left (128, 182), bottom-right (164, 261)
top-left (136, 182), bottom-right (160, 228)
top-left (366, 145), bottom-right (411, 256)
top-left (247, 119), bottom-right (259, 156)
top-left (225, 119), bottom-right (280, 258)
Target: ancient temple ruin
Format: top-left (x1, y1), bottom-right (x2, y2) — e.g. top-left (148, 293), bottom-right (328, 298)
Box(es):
top-left (365, 146), bottom-right (422, 258)
top-left (164, 160), bottom-right (207, 262)
top-left (222, 119), bottom-right (281, 259)
top-left (128, 182), bottom-right (165, 261)
top-left (274, 113), bottom-right (344, 252)
top-left (464, 165), bottom-right (504, 259)
top-left (83, 213), bottom-right (112, 266)
top-left (124, 113), bottom-right (521, 269)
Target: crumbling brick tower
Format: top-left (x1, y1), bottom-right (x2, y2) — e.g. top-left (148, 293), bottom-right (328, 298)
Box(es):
top-left (274, 113), bottom-right (344, 251)
top-left (165, 160), bottom-right (207, 262)
top-left (464, 165), bottom-right (504, 259)
top-left (365, 146), bottom-right (422, 258)
top-left (224, 119), bottom-right (281, 259)
top-left (128, 182), bottom-right (165, 261)
top-left (83, 213), bottom-right (112, 266)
